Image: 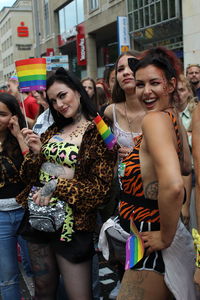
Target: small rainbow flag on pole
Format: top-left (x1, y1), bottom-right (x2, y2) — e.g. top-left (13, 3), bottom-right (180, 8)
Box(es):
top-left (125, 219), bottom-right (145, 270)
top-left (15, 58), bottom-right (46, 92)
top-left (93, 114), bottom-right (117, 150)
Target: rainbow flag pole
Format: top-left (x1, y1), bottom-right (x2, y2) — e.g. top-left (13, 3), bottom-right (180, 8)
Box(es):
top-left (93, 114), bottom-right (117, 150)
top-left (125, 219), bottom-right (145, 270)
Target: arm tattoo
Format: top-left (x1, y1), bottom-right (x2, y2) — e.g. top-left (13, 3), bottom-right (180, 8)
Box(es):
top-left (41, 179), bottom-right (58, 197)
top-left (144, 181), bottom-right (158, 199)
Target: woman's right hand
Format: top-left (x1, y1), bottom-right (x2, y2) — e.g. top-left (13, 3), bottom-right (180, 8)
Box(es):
top-left (118, 146), bottom-right (132, 159)
top-left (140, 231), bottom-right (169, 256)
top-left (21, 128), bottom-right (42, 154)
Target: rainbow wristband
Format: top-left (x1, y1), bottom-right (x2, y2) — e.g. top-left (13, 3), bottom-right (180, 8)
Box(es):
top-left (192, 228), bottom-right (200, 268)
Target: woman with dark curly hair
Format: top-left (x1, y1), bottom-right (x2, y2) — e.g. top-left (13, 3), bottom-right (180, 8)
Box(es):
top-left (117, 47), bottom-right (196, 300)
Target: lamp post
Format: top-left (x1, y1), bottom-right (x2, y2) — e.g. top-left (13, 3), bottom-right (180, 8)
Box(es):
top-left (32, 0), bottom-right (40, 57)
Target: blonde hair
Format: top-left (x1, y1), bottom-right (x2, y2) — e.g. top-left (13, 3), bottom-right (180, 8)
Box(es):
top-left (178, 74), bottom-right (198, 114)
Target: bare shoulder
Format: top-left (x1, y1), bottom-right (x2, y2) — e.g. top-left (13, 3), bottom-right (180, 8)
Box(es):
top-left (104, 103), bottom-right (114, 121)
top-left (142, 111), bottom-right (171, 131)
top-left (192, 103), bottom-right (200, 127)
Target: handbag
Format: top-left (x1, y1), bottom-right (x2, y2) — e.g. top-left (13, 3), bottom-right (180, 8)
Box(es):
top-left (28, 186), bottom-right (66, 232)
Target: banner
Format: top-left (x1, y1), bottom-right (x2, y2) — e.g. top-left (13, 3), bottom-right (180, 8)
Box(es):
top-left (117, 16), bottom-right (130, 55)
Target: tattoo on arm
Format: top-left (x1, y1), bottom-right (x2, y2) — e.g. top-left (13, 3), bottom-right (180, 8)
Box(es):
top-left (41, 179), bottom-right (58, 197)
top-left (144, 181), bottom-right (158, 199)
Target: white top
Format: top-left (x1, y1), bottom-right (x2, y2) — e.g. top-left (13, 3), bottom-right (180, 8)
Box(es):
top-left (112, 104), bottom-right (141, 148)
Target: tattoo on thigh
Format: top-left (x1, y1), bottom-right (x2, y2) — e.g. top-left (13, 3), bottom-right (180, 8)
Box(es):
top-left (29, 244), bottom-right (50, 277)
top-left (119, 281), bottom-right (145, 299)
top-left (144, 181), bottom-right (158, 199)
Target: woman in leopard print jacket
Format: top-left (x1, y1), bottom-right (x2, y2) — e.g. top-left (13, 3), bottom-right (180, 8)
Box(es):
top-left (17, 68), bottom-right (117, 300)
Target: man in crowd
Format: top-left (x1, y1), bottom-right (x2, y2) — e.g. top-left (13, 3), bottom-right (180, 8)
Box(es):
top-left (186, 64), bottom-right (200, 100)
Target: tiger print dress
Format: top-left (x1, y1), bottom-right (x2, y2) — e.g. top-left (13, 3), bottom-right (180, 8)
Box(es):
top-left (119, 112), bottom-right (181, 273)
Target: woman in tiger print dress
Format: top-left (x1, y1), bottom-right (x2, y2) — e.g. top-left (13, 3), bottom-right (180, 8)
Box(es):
top-left (117, 48), bottom-right (197, 300)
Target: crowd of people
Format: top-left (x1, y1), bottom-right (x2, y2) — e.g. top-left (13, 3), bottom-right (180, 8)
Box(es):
top-left (0, 47), bottom-right (200, 300)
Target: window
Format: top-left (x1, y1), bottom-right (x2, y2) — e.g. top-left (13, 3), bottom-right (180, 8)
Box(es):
top-left (44, 0), bottom-right (50, 37)
top-left (58, 0), bottom-right (84, 36)
top-left (89, 0), bottom-right (99, 11)
top-left (128, 0), bottom-right (179, 32)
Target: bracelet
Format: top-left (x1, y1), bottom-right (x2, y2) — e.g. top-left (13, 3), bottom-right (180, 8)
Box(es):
top-left (192, 228), bottom-right (200, 268)
top-left (22, 149), bottom-right (29, 156)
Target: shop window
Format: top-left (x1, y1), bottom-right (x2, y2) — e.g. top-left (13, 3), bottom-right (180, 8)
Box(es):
top-left (58, 0), bottom-right (84, 36)
top-left (169, 0), bottom-right (176, 18)
top-left (133, 0), bottom-right (138, 10)
top-left (134, 11), bottom-right (139, 30)
top-left (144, 6), bottom-right (149, 27)
top-left (128, 0), bottom-right (133, 11)
top-left (156, 1), bottom-right (161, 22)
top-left (128, 13), bottom-right (134, 32)
top-left (150, 4), bottom-right (155, 25)
top-left (162, 0), bottom-right (168, 20)
top-left (139, 9), bottom-right (144, 28)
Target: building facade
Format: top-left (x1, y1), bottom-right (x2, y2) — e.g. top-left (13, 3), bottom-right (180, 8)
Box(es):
top-left (0, 0), bottom-right (34, 87)
top-left (32, 0), bottom-right (126, 79)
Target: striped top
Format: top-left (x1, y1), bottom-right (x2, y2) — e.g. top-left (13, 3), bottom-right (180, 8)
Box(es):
top-left (119, 111), bottom-right (181, 229)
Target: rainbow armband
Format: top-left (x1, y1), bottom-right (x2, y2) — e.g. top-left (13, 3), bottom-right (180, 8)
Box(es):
top-left (192, 228), bottom-right (200, 268)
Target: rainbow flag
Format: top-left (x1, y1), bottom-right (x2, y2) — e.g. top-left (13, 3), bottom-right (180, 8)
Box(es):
top-left (125, 219), bottom-right (145, 270)
top-left (15, 58), bottom-right (46, 92)
top-left (93, 114), bottom-right (117, 150)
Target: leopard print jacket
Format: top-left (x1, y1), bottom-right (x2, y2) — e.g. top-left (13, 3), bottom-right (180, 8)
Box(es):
top-left (16, 120), bottom-right (118, 232)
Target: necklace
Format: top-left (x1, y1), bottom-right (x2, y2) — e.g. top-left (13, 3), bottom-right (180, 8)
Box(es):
top-left (53, 120), bottom-right (90, 142)
top-left (124, 102), bottom-right (135, 142)
top-left (124, 102), bottom-right (142, 145)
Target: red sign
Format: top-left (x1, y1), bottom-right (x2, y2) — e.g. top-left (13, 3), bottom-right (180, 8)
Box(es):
top-left (46, 48), bottom-right (54, 56)
top-left (76, 34), bottom-right (87, 66)
top-left (17, 22), bottom-right (29, 37)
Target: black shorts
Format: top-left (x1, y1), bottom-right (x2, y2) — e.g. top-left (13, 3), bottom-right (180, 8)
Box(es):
top-left (18, 209), bottom-right (95, 263)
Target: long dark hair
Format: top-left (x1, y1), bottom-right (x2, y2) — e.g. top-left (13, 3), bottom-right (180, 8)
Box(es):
top-left (112, 50), bottom-right (140, 103)
top-left (0, 92), bottom-right (26, 161)
top-left (46, 68), bottom-right (97, 129)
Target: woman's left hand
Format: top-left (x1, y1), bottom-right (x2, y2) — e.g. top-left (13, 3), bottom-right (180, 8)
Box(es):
top-left (32, 189), bottom-right (51, 206)
top-left (140, 231), bottom-right (168, 256)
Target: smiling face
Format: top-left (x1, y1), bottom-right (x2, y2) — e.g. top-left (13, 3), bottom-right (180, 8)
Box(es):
top-left (0, 101), bottom-right (12, 133)
top-left (116, 55), bottom-right (136, 93)
top-left (47, 81), bottom-right (81, 119)
top-left (135, 65), bottom-right (175, 111)
top-left (82, 79), bottom-right (94, 98)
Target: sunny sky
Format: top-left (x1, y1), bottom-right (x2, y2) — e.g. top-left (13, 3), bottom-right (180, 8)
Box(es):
top-left (0, 0), bottom-right (16, 10)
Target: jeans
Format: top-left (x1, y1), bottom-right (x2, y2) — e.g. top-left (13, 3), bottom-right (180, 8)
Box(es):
top-left (0, 208), bottom-right (25, 300)
top-left (18, 235), bottom-right (33, 277)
